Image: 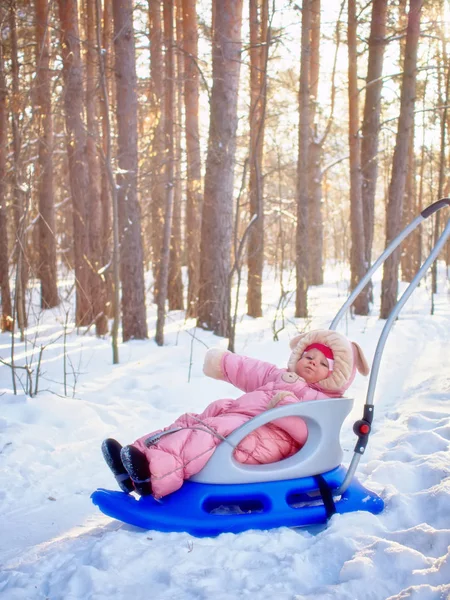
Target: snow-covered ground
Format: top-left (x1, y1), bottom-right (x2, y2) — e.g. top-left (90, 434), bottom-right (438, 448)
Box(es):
top-left (0, 264), bottom-right (449, 600)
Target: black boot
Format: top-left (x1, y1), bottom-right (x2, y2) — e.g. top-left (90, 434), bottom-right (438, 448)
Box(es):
top-left (101, 438), bottom-right (135, 494)
top-left (120, 445), bottom-right (152, 496)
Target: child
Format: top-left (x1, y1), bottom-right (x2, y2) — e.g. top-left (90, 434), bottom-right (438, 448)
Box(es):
top-left (102, 329), bottom-right (369, 499)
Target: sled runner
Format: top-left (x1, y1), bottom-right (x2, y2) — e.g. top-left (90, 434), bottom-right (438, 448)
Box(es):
top-left (92, 198), bottom-right (450, 536)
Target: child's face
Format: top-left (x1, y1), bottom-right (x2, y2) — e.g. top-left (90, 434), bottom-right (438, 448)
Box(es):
top-left (295, 348), bottom-right (330, 384)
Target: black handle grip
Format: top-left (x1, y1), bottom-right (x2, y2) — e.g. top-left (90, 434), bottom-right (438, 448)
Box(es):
top-left (353, 404), bottom-right (374, 455)
top-left (421, 198), bottom-right (450, 219)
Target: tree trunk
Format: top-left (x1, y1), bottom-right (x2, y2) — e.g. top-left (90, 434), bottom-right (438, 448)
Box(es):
top-left (308, 2), bottom-right (343, 284)
top-left (95, 0), bottom-right (120, 362)
top-left (182, 0), bottom-right (202, 318)
top-left (148, 0), bottom-right (166, 304)
top-left (380, 0), bottom-right (422, 319)
top-left (168, 0), bottom-right (184, 312)
top-left (9, 4), bottom-right (27, 330)
top-left (9, 4), bottom-right (23, 243)
top-left (57, 0), bottom-right (93, 327)
top-left (197, 0), bottom-right (244, 335)
top-left (247, 0), bottom-right (268, 318)
top-left (446, 42), bottom-right (450, 270)
top-left (431, 28), bottom-right (450, 302)
top-left (360, 0), bottom-right (387, 303)
top-left (295, 0), bottom-right (311, 318)
top-left (112, 0), bottom-right (148, 340)
top-left (309, 0), bottom-right (320, 109)
top-left (307, 0), bottom-right (323, 286)
top-left (155, 0), bottom-right (175, 344)
top-left (348, 0), bottom-right (367, 315)
top-left (400, 128), bottom-right (418, 281)
top-left (99, 0), bottom-right (113, 317)
top-left (0, 36), bottom-right (12, 324)
top-left (35, 0), bottom-right (59, 310)
top-left (85, 0), bottom-right (108, 335)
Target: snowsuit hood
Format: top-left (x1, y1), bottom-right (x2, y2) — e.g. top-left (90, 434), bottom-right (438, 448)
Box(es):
top-left (288, 329), bottom-right (370, 397)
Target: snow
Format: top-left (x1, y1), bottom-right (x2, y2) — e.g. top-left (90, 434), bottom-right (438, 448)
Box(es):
top-left (0, 265), bottom-right (449, 600)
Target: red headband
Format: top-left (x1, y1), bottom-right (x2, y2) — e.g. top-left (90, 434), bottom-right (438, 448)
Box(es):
top-left (304, 343), bottom-right (334, 371)
top-left (304, 343), bottom-right (334, 360)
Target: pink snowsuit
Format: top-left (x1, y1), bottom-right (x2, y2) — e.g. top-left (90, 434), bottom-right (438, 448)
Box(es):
top-left (133, 350), bottom-right (353, 499)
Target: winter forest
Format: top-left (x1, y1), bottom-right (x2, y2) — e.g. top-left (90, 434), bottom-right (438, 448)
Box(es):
top-left (1, 0), bottom-right (450, 597)
top-left (0, 0), bottom-right (448, 363)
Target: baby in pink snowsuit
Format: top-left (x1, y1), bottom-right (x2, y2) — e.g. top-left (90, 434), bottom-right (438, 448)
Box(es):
top-left (102, 329), bottom-right (369, 499)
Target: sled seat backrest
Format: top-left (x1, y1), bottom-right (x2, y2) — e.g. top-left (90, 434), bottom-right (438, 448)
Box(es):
top-left (191, 396), bottom-right (353, 484)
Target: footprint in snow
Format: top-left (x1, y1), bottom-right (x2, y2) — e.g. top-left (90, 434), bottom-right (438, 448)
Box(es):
top-left (386, 430), bottom-right (449, 456)
top-left (406, 413), bottom-right (450, 432)
top-left (433, 425), bottom-right (450, 441)
top-left (370, 459), bottom-right (449, 494)
top-left (388, 524), bottom-right (450, 559)
top-left (385, 410), bottom-right (401, 421)
top-left (384, 482), bottom-right (450, 531)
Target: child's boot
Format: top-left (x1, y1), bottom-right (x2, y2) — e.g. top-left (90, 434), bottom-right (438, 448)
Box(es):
top-left (101, 438), bottom-right (135, 494)
top-left (120, 445), bottom-right (152, 496)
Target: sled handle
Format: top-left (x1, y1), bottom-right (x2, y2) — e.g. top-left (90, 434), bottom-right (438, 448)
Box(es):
top-left (364, 216), bottom-right (450, 407)
top-left (421, 197), bottom-right (449, 218)
top-left (191, 397), bottom-right (353, 485)
top-left (330, 198), bottom-right (450, 331)
top-left (337, 214), bottom-right (450, 496)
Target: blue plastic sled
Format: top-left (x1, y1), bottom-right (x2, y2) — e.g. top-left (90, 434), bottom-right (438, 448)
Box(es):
top-left (92, 396), bottom-right (384, 536)
top-left (91, 465), bottom-right (383, 537)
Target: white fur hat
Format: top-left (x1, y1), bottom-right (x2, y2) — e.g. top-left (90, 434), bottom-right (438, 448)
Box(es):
top-left (288, 329), bottom-right (369, 393)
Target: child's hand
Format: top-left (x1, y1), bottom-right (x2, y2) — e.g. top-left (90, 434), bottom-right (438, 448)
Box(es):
top-left (203, 348), bottom-right (229, 380)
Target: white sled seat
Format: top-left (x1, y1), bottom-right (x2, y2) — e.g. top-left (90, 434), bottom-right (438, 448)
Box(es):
top-left (191, 397), bottom-right (353, 484)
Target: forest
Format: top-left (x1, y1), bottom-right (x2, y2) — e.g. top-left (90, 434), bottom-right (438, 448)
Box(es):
top-left (0, 0), bottom-right (449, 365)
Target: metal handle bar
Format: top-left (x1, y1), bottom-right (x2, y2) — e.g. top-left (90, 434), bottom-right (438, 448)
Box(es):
top-left (421, 198), bottom-right (450, 218)
top-left (335, 199), bottom-right (449, 495)
top-left (330, 199), bottom-right (449, 331)
top-left (365, 217), bottom-right (450, 407)
top-left (331, 198), bottom-right (449, 407)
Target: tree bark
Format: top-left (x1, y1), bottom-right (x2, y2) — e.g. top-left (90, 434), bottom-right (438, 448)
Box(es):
top-left (348, 0), bottom-right (367, 315)
top-left (380, 0), bottom-right (422, 319)
top-left (95, 0), bottom-right (120, 362)
top-left (57, 0), bottom-right (93, 326)
top-left (430, 28), bottom-right (450, 301)
top-left (99, 0), bottom-right (113, 317)
top-left (35, 0), bottom-right (59, 310)
top-left (295, 0), bottom-right (311, 318)
top-left (247, 0), bottom-right (268, 318)
top-left (9, 4), bottom-right (24, 241)
top-left (360, 0), bottom-right (387, 304)
top-left (307, 0), bottom-right (323, 286)
top-left (400, 128), bottom-right (418, 282)
top-left (9, 3), bottom-right (27, 330)
top-left (0, 34), bottom-right (12, 323)
top-left (85, 0), bottom-right (108, 334)
top-left (155, 0), bottom-right (175, 345)
top-left (182, 0), bottom-right (202, 318)
top-left (197, 0), bottom-right (244, 335)
top-left (168, 0), bottom-right (184, 312)
top-left (148, 0), bottom-right (166, 304)
top-left (112, 0), bottom-right (148, 340)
